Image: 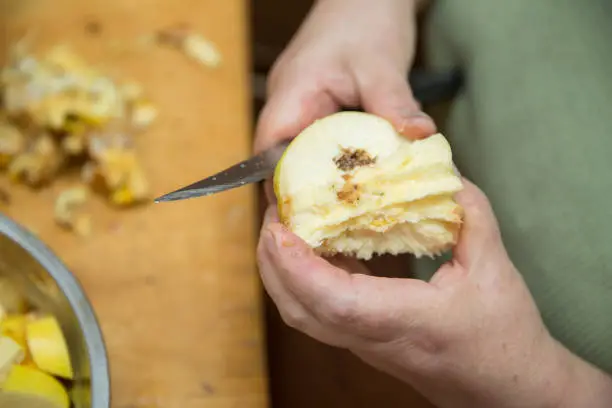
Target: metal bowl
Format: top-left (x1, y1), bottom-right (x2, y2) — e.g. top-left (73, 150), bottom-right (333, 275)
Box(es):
top-left (0, 213), bottom-right (110, 408)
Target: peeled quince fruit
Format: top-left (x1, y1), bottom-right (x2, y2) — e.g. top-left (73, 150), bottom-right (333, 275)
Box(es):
top-left (0, 365), bottom-right (69, 408)
top-left (26, 316), bottom-right (73, 380)
top-left (273, 111), bottom-right (464, 260)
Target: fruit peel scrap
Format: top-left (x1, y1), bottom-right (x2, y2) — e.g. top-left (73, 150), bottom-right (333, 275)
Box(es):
top-left (156, 23), bottom-right (222, 68)
top-left (54, 186), bottom-right (92, 236)
top-left (83, 124), bottom-right (150, 206)
top-left (0, 40), bottom-right (156, 234)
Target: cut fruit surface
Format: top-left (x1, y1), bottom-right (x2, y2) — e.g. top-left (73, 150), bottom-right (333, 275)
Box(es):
top-left (25, 316), bottom-right (73, 380)
top-left (273, 111), bottom-right (464, 260)
top-left (1, 314), bottom-right (28, 349)
top-left (0, 365), bottom-right (69, 408)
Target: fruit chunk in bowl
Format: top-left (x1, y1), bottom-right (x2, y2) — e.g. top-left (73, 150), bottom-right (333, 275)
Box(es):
top-left (0, 284), bottom-right (73, 408)
top-left (0, 213), bottom-right (109, 408)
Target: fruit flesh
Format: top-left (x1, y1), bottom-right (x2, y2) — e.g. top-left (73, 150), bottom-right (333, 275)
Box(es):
top-left (274, 111), bottom-right (463, 259)
top-left (26, 316), bottom-right (73, 380)
top-left (1, 365), bottom-right (70, 408)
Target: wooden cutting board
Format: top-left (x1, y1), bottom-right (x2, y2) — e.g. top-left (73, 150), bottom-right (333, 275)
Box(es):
top-left (0, 0), bottom-right (269, 407)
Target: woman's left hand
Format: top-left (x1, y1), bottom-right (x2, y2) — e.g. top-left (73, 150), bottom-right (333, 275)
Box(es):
top-left (257, 178), bottom-right (612, 408)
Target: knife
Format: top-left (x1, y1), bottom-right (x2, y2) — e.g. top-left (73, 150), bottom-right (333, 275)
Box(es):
top-left (154, 68), bottom-right (464, 203)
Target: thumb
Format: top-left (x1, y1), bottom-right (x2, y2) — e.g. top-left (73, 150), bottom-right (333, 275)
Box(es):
top-left (356, 68), bottom-right (437, 140)
top-left (452, 177), bottom-right (507, 267)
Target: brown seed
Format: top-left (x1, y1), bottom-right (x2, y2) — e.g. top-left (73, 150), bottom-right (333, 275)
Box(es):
top-left (333, 147), bottom-right (376, 172)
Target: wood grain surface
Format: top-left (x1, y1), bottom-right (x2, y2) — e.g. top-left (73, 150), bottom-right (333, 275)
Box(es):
top-left (0, 1), bottom-right (269, 407)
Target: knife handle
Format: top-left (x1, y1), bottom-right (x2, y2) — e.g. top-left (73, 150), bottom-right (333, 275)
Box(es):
top-left (254, 67), bottom-right (464, 108)
top-left (408, 67), bottom-right (464, 105)
top-left (341, 67), bottom-right (464, 112)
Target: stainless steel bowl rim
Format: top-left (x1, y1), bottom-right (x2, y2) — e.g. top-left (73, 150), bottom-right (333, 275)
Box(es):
top-left (0, 214), bottom-right (110, 408)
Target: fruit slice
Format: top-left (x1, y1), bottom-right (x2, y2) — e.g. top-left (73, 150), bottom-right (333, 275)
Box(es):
top-left (0, 336), bottom-right (24, 381)
top-left (273, 111), bottom-right (464, 260)
top-left (2, 314), bottom-right (28, 348)
top-left (2, 314), bottom-right (36, 366)
top-left (0, 365), bottom-right (69, 408)
top-left (26, 316), bottom-right (73, 379)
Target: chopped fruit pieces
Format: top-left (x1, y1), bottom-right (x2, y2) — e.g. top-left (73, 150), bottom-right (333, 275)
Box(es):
top-left (0, 283), bottom-right (74, 407)
top-left (0, 40), bottom-right (156, 235)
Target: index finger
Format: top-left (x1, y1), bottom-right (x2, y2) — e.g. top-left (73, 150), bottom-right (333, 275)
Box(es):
top-left (253, 84), bottom-right (338, 154)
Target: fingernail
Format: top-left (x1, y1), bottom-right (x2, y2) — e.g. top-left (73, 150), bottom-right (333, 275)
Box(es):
top-left (409, 111), bottom-right (435, 126)
top-left (397, 114), bottom-right (437, 138)
top-left (409, 111), bottom-right (431, 119)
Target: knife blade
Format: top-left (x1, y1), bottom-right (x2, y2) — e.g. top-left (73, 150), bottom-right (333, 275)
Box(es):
top-left (154, 67), bottom-right (464, 203)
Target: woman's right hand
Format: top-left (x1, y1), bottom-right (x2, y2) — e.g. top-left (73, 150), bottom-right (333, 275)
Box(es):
top-left (254, 0), bottom-right (437, 166)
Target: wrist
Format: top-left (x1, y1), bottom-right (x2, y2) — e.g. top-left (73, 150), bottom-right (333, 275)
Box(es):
top-left (431, 333), bottom-right (612, 408)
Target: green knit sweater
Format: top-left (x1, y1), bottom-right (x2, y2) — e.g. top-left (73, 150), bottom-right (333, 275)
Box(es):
top-left (413, 0), bottom-right (612, 373)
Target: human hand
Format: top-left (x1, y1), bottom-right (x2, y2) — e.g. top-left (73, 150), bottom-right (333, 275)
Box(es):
top-left (257, 178), bottom-right (612, 408)
top-left (254, 0), bottom-right (437, 200)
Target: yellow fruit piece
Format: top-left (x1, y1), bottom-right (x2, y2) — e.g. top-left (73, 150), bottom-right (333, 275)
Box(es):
top-left (0, 336), bottom-right (24, 380)
top-left (1, 365), bottom-right (69, 408)
top-left (26, 316), bottom-right (73, 380)
top-left (1, 314), bottom-right (27, 349)
top-left (111, 186), bottom-right (134, 205)
top-left (274, 111), bottom-right (464, 260)
top-left (0, 315), bottom-right (36, 367)
top-left (130, 99), bottom-right (158, 129)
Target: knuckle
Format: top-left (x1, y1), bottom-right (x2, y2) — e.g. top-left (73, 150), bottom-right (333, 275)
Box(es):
top-left (279, 307), bottom-right (309, 332)
top-left (319, 296), bottom-right (359, 328)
